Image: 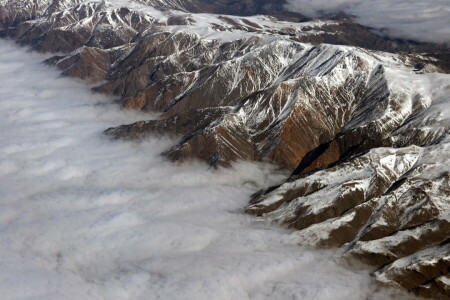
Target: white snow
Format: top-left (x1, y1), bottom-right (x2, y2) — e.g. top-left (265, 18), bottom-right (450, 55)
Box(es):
top-left (0, 40), bottom-right (410, 300)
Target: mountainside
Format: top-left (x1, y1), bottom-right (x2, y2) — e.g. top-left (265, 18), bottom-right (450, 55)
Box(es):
top-left (1, 0), bottom-right (449, 298)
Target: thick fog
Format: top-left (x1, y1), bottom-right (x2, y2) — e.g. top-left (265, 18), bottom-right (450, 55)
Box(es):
top-left (0, 40), bottom-right (414, 299)
top-left (285, 0), bottom-right (450, 44)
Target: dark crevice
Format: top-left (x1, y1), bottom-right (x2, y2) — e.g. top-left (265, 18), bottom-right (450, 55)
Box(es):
top-left (291, 141), bottom-right (332, 176)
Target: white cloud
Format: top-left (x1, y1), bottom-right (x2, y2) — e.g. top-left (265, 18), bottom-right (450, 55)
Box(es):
top-left (285, 0), bottom-right (450, 44)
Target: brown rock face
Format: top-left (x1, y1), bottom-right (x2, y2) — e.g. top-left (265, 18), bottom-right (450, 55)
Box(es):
top-left (45, 46), bottom-right (111, 83)
top-left (1, 1), bottom-right (449, 298)
top-left (375, 244), bottom-right (450, 300)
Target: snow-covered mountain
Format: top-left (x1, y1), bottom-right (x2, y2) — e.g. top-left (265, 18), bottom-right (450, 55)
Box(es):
top-left (0, 0), bottom-right (449, 298)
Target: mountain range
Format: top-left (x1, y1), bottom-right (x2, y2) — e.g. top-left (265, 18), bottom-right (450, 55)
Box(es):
top-left (1, 0), bottom-right (449, 298)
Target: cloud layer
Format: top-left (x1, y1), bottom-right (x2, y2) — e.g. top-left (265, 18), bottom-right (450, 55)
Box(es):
top-left (285, 0), bottom-right (450, 44)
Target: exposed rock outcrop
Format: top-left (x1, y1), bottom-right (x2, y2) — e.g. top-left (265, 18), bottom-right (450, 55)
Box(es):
top-left (1, 1), bottom-right (449, 298)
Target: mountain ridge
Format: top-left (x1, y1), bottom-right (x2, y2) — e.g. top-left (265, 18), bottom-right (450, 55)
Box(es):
top-left (0, 1), bottom-right (449, 298)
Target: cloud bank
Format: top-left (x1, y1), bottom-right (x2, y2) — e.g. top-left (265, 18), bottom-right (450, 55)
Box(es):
top-left (0, 40), bottom-right (416, 300)
top-left (285, 0), bottom-right (450, 44)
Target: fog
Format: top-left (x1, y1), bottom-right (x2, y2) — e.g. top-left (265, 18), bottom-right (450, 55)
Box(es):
top-left (0, 40), bottom-right (411, 299)
top-left (285, 0), bottom-right (450, 44)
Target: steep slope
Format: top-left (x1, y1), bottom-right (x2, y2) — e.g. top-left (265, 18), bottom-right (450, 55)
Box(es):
top-left (247, 139), bottom-right (449, 297)
top-left (0, 0), bottom-right (449, 298)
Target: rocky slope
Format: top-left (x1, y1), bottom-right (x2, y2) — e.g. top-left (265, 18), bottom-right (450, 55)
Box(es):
top-left (0, 0), bottom-right (449, 298)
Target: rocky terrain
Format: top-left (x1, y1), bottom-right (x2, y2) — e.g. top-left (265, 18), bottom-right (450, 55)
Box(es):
top-left (0, 0), bottom-right (449, 298)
